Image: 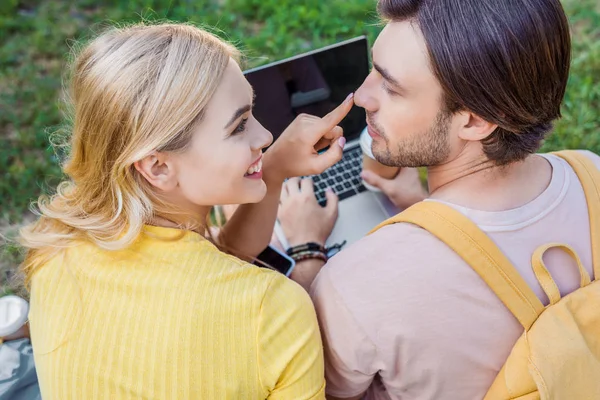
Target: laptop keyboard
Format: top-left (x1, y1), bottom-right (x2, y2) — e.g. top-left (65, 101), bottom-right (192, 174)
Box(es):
top-left (311, 145), bottom-right (366, 205)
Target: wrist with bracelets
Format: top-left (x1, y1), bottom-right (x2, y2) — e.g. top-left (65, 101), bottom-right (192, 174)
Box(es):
top-left (286, 242), bottom-right (328, 263)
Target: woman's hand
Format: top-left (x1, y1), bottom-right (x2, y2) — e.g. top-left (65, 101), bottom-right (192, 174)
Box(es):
top-left (278, 177), bottom-right (339, 247)
top-left (262, 94), bottom-right (354, 183)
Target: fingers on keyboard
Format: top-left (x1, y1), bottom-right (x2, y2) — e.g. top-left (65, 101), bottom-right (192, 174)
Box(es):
top-left (311, 145), bottom-right (366, 204)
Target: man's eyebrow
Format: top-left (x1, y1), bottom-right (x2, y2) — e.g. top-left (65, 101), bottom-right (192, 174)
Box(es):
top-left (373, 62), bottom-right (407, 93)
top-left (223, 89), bottom-right (255, 130)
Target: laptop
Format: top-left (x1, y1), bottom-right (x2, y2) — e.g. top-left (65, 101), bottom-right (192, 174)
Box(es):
top-left (244, 36), bottom-right (399, 250)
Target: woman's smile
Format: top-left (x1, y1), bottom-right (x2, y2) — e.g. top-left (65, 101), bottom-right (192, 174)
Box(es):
top-left (244, 155), bottom-right (263, 179)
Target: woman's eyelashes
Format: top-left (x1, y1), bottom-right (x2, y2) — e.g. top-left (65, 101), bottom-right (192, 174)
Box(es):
top-left (232, 117), bottom-right (249, 135)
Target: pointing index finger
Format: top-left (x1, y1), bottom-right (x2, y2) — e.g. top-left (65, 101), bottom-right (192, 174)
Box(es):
top-left (320, 93), bottom-right (354, 131)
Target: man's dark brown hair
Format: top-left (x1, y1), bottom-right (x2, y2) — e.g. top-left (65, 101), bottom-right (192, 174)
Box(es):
top-left (378, 0), bottom-right (571, 165)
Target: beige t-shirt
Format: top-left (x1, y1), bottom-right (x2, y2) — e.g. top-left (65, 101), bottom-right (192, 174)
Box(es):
top-left (310, 151), bottom-right (600, 400)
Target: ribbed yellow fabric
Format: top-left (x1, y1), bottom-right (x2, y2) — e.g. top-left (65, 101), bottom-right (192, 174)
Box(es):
top-left (28, 225), bottom-right (325, 399)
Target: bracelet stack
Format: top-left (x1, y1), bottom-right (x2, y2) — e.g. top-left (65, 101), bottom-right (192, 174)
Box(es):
top-left (286, 242), bottom-right (328, 262)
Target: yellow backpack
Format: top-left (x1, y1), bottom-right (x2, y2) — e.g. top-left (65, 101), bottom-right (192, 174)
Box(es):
top-left (369, 151), bottom-right (600, 399)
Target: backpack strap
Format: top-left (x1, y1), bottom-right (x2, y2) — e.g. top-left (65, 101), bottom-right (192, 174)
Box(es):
top-left (369, 201), bottom-right (544, 330)
top-left (553, 150), bottom-right (600, 280)
top-left (532, 243), bottom-right (591, 305)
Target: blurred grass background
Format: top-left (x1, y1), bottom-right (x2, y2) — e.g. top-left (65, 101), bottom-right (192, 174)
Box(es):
top-left (1, 0), bottom-right (599, 294)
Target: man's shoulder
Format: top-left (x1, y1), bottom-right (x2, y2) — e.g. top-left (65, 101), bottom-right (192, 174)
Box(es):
top-left (576, 149), bottom-right (600, 169)
top-left (325, 221), bottom-right (428, 262)
top-left (317, 220), bottom-right (463, 292)
top-left (548, 149), bottom-right (600, 169)
top-left (311, 216), bottom-right (500, 349)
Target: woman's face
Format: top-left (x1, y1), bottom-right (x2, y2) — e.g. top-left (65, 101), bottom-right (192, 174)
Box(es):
top-left (166, 58), bottom-right (273, 209)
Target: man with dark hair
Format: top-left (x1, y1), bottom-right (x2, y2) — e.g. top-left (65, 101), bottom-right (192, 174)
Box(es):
top-left (308, 0), bottom-right (600, 398)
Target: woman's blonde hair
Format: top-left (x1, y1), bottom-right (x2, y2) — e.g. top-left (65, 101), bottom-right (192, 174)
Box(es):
top-left (19, 22), bottom-right (239, 283)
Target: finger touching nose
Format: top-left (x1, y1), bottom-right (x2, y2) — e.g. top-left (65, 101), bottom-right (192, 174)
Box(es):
top-left (319, 93), bottom-right (354, 132)
top-left (354, 76), bottom-right (378, 112)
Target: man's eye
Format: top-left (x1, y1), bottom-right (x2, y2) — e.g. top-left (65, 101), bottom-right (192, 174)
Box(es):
top-left (383, 83), bottom-right (398, 96)
top-left (233, 118), bottom-right (248, 134)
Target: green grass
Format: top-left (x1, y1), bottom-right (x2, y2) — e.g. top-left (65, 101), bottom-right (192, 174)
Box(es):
top-left (542, 0), bottom-right (600, 153)
top-left (1, 0), bottom-right (600, 294)
top-left (0, 0), bottom-right (381, 293)
top-left (0, 0), bottom-right (381, 225)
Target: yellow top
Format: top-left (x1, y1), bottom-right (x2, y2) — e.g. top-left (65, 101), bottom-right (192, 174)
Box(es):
top-left (29, 225), bottom-right (325, 399)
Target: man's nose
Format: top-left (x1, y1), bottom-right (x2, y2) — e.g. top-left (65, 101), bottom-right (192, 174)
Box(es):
top-left (354, 73), bottom-right (378, 112)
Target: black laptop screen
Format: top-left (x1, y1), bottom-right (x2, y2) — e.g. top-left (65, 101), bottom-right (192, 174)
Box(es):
top-left (244, 37), bottom-right (369, 144)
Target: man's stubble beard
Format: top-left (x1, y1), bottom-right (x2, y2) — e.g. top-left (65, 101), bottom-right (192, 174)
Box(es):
top-left (369, 109), bottom-right (452, 168)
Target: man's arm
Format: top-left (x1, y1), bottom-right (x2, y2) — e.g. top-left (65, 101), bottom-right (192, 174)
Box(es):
top-left (310, 268), bottom-right (378, 398)
top-left (290, 259), bottom-right (326, 292)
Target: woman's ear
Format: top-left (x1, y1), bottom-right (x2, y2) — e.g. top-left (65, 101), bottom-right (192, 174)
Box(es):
top-left (456, 110), bottom-right (498, 142)
top-left (133, 152), bottom-right (178, 192)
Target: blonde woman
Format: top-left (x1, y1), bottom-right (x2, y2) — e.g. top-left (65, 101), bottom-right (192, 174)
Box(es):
top-left (20, 23), bottom-right (351, 399)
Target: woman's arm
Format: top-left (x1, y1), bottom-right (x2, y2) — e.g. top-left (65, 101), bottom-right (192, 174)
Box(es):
top-left (217, 95), bottom-right (354, 259)
top-left (216, 155), bottom-right (283, 259)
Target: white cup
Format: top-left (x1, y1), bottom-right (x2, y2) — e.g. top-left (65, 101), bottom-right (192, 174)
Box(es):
top-left (0, 295), bottom-right (29, 341)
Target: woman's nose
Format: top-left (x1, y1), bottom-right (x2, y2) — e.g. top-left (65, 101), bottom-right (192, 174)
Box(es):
top-left (253, 121), bottom-right (273, 151)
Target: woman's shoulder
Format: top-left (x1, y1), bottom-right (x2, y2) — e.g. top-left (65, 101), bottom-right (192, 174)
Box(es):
top-left (199, 246), bottom-right (312, 310)
top-left (211, 248), bottom-right (307, 298)
top-left (33, 231), bottom-right (309, 306)
top-left (142, 234), bottom-right (308, 301)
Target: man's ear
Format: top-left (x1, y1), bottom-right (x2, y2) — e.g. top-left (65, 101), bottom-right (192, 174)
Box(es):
top-left (456, 110), bottom-right (498, 142)
top-left (133, 152), bottom-right (178, 192)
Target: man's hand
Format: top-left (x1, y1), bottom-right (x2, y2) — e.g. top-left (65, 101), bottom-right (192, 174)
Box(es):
top-left (361, 167), bottom-right (428, 209)
top-left (277, 177), bottom-right (339, 290)
top-left (278, 177), bottom-right (339, 247)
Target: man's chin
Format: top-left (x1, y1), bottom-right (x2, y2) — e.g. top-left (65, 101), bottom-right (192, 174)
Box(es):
top-left (371, 145), bottom-right (400, 168)
top-left (373, 151), bottom-right (420, 169)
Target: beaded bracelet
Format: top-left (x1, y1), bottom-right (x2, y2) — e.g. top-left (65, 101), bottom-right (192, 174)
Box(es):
top-left (286, 242), bottom-right (327, 256)
top-left (286, 240), bottom-right (348, 261)
top-left (288, 250), bottom-right (328, 263)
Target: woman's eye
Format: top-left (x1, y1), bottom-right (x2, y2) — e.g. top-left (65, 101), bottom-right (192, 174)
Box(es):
top-left (233, 118), bottom-right (248, 135)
